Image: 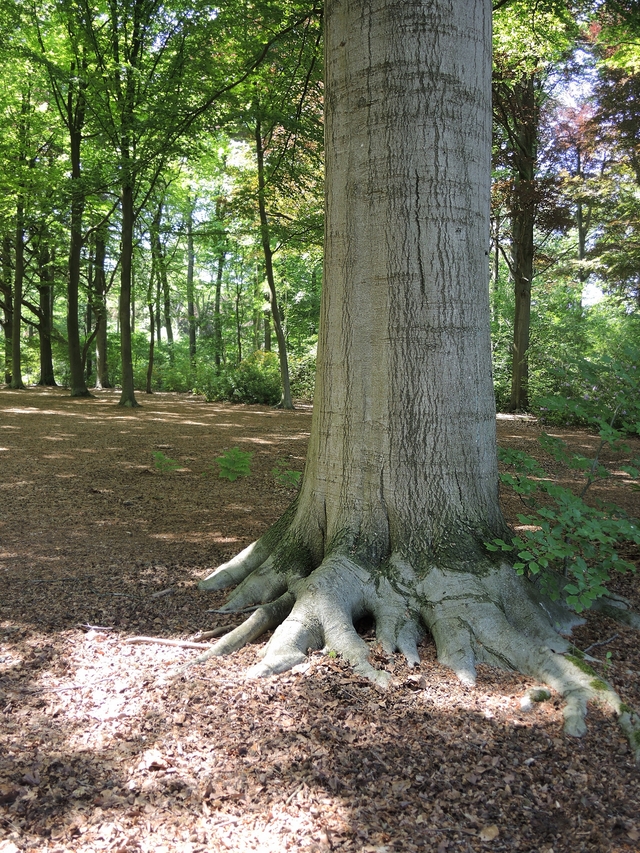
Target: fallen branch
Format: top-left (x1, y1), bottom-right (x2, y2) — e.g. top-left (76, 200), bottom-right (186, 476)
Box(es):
top-left (124, 637), bottom-right (214, 649)
top-left (584, 634), bottom-right (619, 654)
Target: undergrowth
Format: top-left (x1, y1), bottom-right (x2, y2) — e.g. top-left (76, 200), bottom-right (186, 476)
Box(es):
top-left (488, 348), bottom-right (640, 612)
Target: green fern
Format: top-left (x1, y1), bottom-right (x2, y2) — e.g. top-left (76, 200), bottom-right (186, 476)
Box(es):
top-left (216, 447), bottom-right (253, 481)
top-left (272, 460), bottom-right (302, 489)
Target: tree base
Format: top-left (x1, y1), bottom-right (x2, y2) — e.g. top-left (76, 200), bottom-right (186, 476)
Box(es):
top-left (185, 516), bottom-right (640, 760)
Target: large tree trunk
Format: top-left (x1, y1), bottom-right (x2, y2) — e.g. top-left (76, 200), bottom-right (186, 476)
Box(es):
top-left (193, 0), bottom-right (640, 754)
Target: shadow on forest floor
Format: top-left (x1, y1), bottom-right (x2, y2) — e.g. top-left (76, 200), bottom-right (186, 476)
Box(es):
top-left (1, 387), bottom-right (639, 853)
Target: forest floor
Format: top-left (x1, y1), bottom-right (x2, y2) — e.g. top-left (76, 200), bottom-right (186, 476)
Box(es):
top-left (0, 386), bottom-right (639, 853)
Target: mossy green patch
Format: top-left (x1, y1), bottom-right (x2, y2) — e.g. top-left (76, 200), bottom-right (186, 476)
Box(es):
top-left (565, 653), bottom-right (597, 676)
top-left (590, 678), bottom-right (608, 691)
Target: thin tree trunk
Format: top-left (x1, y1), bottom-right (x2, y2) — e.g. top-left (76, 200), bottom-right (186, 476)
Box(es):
top-left (150, 199), bottom-right (173, 352)
top-left (235, 284), bottom-right (242, 364)
top-left (118, 181), bottom-right (138, 406)
top-left (186, 200), bottom-right (196, 366)
top-left (213, 248), bottom-right (225, 370)
top-left (146, 267), bottom-right (155, 394)
top-left (93, 231), bottom-right (112, 389)
top-left (504, 73), bottom-right (537, 412)
top-left (1, 235), bottom-right (13, 384)
top-left (254, 114), bottom-right (294, 409)
top-left (66, 66), bottom-right (91, 398)
top-left (37, 244), bottom-right (57, 386)
top-left (509, 193), bottom-right (534, 411)
top-left (264, 312), bottom-right (272, 352)
top-left (11, 199), bottom-right (26, 390)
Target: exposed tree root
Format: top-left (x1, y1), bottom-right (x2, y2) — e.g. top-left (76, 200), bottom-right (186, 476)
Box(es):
top-left (187, 528), bottom-right (640, 762)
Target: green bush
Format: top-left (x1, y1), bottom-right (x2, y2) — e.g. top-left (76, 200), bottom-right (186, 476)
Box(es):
top-left (289, 349), bottom-right (317, 401)
top-left (195, 350), bottom-right (282, 405)
top-left (489, 351), bottom-right (640, 612)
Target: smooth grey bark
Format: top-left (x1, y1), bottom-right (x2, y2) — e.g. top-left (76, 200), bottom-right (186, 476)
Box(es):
top-left (192, 0), bottom-right (640, 755)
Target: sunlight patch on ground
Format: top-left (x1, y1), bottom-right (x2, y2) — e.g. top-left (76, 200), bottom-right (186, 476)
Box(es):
top-left (0, 481), bottom-right (34, 490)
top-left (149, 532), bottom-right (241, 545)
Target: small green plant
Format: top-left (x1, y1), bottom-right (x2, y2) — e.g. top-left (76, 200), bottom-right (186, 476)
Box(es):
top-left (215, 447), bottom-right (253, 481)
top-left (487, 351), bottom-right (640, 613)
top-left (272, 460), bottom-right (302, 489)
top-left (152, 450), bottom-right (182, 473)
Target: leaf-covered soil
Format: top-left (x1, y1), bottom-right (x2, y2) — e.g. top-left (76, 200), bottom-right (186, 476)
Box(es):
top-left (1, 387), bottom-right (639, 853)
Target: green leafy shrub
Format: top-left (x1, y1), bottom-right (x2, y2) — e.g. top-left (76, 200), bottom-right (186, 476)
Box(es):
top-left (289, 350), bottom-right (317, 401)
top-left (195, 351), bottom-right (282, 405)
top-left (488, 353), bottom-right (640, 612)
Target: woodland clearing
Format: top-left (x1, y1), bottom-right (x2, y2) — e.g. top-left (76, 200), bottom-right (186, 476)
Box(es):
top-left (0, 387), bottom-right (639, 853)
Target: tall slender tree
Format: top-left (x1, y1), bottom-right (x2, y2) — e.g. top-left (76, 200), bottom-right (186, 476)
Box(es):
top-left (492, 0), bottom-right (579, 410)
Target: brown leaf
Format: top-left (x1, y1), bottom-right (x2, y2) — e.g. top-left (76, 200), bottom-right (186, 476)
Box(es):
top-left (478, 825), bottom-right (500, 842)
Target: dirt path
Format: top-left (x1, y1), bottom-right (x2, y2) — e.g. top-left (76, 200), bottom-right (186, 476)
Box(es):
top-left (1, 387), bottom-right (639, 853)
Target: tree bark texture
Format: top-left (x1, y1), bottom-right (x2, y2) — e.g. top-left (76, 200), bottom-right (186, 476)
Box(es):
top-left (192, 0), bottom-right (640, 754)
